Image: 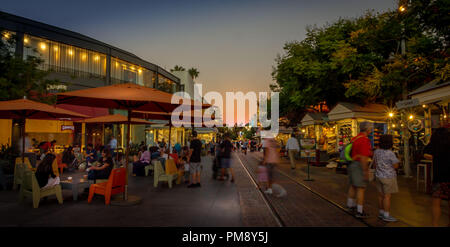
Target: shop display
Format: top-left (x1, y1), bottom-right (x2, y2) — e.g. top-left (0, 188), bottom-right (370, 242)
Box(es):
top-left (338, 123), bottom-right (352, 152)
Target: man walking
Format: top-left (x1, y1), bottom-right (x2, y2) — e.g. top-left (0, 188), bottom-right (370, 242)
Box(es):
top-left (286, 134), bottom-right (300, 169)
top-left (219, 133), bottom-right (235, 182)
top-left (347, 122), bottom-right (373, 218)
top-left (188, 131), bottom-right (203, 188)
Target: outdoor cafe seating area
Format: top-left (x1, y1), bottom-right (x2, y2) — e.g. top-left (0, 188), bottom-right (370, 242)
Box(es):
top-left (9, 149), bottom-right (185, 208)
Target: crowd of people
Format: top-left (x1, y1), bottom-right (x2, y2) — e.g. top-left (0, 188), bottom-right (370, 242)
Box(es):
top-left (24, 124), bottom-right (449, 226)
top-left (345, 123), bottom-right (450, 225)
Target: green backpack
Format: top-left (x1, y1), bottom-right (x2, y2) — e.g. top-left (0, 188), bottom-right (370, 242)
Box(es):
top-left (340, 135), bottom-right (363, 162)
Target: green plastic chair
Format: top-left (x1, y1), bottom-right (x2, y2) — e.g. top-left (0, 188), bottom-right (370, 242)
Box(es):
top-left (13, 162), bottom-right (28, 190)
top-left (144, 163), bottom-right (154, 176)
top-left (18, 170), bottom-right (63, 208)
top-left (153, 160), bottom-right (177, 188)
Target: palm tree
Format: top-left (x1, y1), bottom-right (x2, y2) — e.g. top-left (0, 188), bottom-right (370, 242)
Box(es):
top-left (188, 68), bottom-right (199, 79)
top-left (171, 65), bottom-right (185, 72)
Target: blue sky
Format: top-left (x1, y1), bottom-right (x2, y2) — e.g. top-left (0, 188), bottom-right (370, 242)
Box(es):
top-left (1, 0), bottom-right (396, 96)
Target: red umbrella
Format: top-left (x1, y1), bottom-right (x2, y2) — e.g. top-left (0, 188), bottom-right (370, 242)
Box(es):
top-left (57, 83), bottom-right (209, 201)
top-left (0, 98), bottom-right (88, 162)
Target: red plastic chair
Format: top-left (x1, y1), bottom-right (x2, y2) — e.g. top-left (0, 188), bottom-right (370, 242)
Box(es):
top-left (88, 168), bottom-right (126, 205)
top-left (56, 154), bottom-right (67, 176)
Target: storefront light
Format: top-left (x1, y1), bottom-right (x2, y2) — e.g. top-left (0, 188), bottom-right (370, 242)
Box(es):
top-left (3, 32), bottom-right (10, 39)
top-left (138, 69), bottom-right (142, 74)
top-left (388, 112), bottom-right (394, 118)
top-left (422, 105), bottom-right (426, 108)
top-left (94, 55), bottom-right (99, 61)
top-left (40, 43), bottom-right (46, 50)
top-left (68, 50), bottom-right (73, 56)
top-left (82, 54), bottom-right (86, 61)
top-left (54, 46), bottom-right (58, 52)
top-left (409, 115), bottom-right (414, 120)
top-left (24, 37), bottom-right (29, 44)
top-left (392, 124), bottom-right (396, 128)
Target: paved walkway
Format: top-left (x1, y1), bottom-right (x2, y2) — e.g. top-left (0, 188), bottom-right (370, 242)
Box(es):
top-left (0, 156), bottom-right (246, 227)
top-left (236, 152), bottom-right (365, 227)
top-left (249, 151), bottom-right (449, 227)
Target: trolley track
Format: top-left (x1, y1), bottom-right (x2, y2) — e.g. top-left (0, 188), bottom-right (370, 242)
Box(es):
top-left (236, 152), bottom-right (370, 227)
top-left (234, 152), bottom-right (285, 227)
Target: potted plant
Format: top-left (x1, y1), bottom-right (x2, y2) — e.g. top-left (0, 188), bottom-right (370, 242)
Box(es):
top-left (0, 144), bottom-right (18, 175)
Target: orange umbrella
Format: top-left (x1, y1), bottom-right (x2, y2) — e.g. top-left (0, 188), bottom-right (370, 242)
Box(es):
top-left (0, 98), bottom-right (88, 162)
top-left (76, 114), bottom-right (155, 125)
top-left (57, 83), bottom-right (208, 112)
top-left (56, 83), bottom-right (210, 201)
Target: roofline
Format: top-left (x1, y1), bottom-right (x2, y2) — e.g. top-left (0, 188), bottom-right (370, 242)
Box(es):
top-left (0, 10), bottom-right (179, 83)
top-left (409, 81), bottom-right (450, 97)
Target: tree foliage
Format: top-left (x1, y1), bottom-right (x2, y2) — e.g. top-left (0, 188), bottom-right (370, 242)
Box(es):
top-left (271, 0), bottom-right (449, 122)
top-left (0, 32), bottom-right (59, 103)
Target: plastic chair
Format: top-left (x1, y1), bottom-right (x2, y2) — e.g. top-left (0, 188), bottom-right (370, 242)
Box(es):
top-left (88, 168), bottom-right (126, 205)
top-left (153, 160), bottom-right (177, 188)
top-left (144, 163), bottom-right (154, 176)
top-left (18, 170), bottom-right (63, 208)
top-left (15, 157), bottom-right (34, 171)
top-left (56, 154), bottom-right (67, 176)
top-left (13, 162), bottom-right (29, 190)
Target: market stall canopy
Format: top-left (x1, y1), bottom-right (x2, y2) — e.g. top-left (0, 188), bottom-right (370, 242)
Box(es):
top-left (409, 80), bottom-right (450, 105)
top-left (75, 114), bottom-right (155, 125)
top-left (56, 83), bottom-right (210, 113)
top-left (0, 98), bottom-right (88, 120)
top-left (328, 102), bottom-right (388, 122)
top-left (300, 113), bottom-right (328, 126)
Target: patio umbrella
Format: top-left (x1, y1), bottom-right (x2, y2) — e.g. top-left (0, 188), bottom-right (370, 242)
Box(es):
top-left (56, 83), bottom-right (209, 201)
top-left (0, 98), bottom-right (88, 162)
top-left (76, 114), bottom-right (155, 125)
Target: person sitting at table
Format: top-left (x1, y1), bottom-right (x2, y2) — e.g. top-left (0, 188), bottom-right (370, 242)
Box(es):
top-left (35, 153), bottom-right (60, 189)
top-left (85, 143), bottom-right (97, 166)
top-left (62, 146), bottom-right (76, 169)
top-left (132, 146), bottom-right (151, 176)
top-left (87, 149), bottom-right (113, 182)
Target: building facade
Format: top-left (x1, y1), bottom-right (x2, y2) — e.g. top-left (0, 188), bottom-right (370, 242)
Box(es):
top-left (0, 11), bottom-right (182, 149)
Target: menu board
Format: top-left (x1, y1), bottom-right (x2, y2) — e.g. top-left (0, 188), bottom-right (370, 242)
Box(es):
top-left (300, 138), bottom-right (316, 158)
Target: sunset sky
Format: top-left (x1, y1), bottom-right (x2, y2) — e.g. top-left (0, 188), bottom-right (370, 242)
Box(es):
top-left (1, 0), bottom-right (397, 124)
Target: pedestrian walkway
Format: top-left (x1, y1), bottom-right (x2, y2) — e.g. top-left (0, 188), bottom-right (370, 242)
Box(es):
top-left (251, 151), bottom-right (449, 227)
top-left (236, 152), bottom-right (366, 226)
top-left (0, 156), bottom-right (244, 226)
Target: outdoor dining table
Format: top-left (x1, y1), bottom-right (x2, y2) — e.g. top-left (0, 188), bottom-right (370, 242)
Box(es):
top-left (60, 178), bottom-right (90, 201)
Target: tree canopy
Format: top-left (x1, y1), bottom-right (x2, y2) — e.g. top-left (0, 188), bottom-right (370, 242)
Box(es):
top-left (271, 0), bottom-right (449, 124)
top-left (0, 32), bottom-right (59, 103)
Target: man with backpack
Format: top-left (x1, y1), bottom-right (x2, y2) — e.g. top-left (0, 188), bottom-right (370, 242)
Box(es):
top-left (346, 122), bottom-right (373, 218)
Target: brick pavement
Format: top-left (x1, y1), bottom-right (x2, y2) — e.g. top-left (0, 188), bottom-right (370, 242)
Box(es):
top-left (236, 153), bottom-right (366, 227)
top-left (249, 151), bottom-right (449, 227)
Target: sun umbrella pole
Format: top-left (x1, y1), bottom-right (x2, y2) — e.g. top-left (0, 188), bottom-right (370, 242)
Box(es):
top-left (168, 119), bottom-right (172, 157)
top-left (125, 109), bottom-right (131, 201)
top-left (21, 118), bottom-right (25, 163)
